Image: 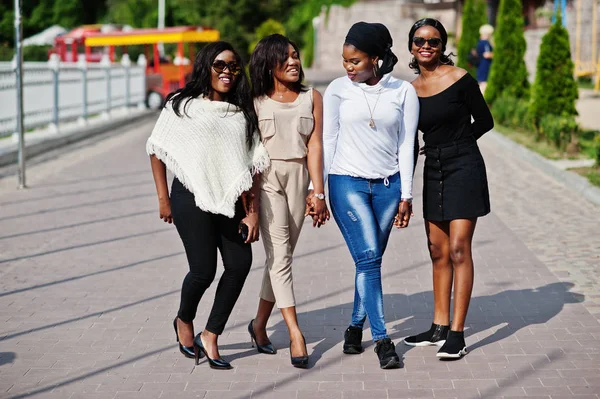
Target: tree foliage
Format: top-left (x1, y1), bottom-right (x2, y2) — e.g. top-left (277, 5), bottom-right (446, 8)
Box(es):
top-left (0, 0), bottom-right (355, 63)
top-left (249, 19), bottom-right (286, 54)
top-left (529, 11), bottom-right (578, 126)
top-left (484, 0), bottom-right (529, 105)
top-left (457, 0), bottom-right (487, 77)
top-left (284, 0), bottom-right (355, 67)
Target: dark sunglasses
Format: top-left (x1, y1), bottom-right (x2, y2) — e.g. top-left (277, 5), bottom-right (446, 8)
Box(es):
top-left (212, 60), bottom-right (242, 76)
top-left (412, 37), bottom-right (442, 48)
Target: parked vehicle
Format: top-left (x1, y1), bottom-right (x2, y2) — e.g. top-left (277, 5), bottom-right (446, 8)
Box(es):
top-left (84, 26), bottom-right (220, 109)
top-left (51, 24), bottom-right (121, 63)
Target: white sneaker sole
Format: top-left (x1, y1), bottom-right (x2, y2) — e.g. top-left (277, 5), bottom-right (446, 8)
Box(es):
top-left (436, 347), bottom-right (468, 359)
top-left (403, 339), bottom-right (446, 347)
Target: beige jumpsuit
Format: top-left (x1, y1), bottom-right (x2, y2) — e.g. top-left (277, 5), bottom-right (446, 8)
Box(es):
top-left (255, 89), bottom-right (314, 308)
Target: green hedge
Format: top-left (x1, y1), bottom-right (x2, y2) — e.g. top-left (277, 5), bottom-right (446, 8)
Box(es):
top-left (484, 0), bottom-right (529, 105)
top-left (490, 93), bottom-right (534, 131)
top-left (491, 93), bottom-right (580, 151)
top-left (594, 134), bottom-right (600, 166)
top-left (457, 0), bottom-right (487, 77)
top-left (0, 45), bottom-right (52, 61)
top-left (538, 114), bottom-right (578, 151)
top-left (529, 12), bottom-right (578, 127)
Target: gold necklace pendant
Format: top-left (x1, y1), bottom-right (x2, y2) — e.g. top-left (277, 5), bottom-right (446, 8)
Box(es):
top-left (363, 90), bottom-right (382, 130)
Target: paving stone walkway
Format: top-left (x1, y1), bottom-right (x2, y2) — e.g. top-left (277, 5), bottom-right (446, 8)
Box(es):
top-left (0, 114), bottom-right (598, 399)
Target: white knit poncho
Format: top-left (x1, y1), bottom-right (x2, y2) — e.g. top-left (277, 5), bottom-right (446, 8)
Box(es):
top-left (146, 97), bottom-right (270, 218)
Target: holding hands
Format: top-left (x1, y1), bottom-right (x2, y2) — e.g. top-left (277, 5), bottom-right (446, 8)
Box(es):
top-left (394, 199), bottom-right (412, 228)
top-left (305, 189), bottom-right (330, 228)
top-left (240, 191), bottom-right (260, 243)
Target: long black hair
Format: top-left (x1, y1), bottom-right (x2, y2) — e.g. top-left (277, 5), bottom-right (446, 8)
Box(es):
top-left (408, 18), bottom-right (455, 74)
top-left (249, 34), bottom-right (307, 98)
top-left (165, 41), bottom-right (257, 147)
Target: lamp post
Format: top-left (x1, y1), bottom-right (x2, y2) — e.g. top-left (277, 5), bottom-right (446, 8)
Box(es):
top-left (14, 0), bottom-right (26, 189)
top-left (158, 0), bottom-right (165, 56)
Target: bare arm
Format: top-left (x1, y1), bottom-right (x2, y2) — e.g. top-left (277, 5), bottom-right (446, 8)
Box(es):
top-left (240, 171), bottom-right (261, 243)
top-left (306, 89), bottom-right (329, 227)
top-left (149, 155), bottom-right (172, 223)
top-left (307, 89), bottom-right (325, 194)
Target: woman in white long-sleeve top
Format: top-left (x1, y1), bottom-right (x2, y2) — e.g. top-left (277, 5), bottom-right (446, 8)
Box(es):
top-left (322, 22), bottom-right (419, 369)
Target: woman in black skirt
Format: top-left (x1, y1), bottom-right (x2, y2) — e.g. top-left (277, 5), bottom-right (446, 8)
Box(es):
top-left (402, 18), bottom-right (493, 359)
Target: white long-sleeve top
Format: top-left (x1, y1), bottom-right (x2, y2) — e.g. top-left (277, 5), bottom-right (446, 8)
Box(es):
top-left (323, 73), bottom-right (419, 199)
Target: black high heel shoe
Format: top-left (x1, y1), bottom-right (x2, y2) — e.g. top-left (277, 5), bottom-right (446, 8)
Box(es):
top-left (290, 334), bottom-right (309, 368)
top-left (248, 320), bottom-right (276, 355)
top-left (173, 318), bottom-right (197, 359)
top-left (193, 332), bottom-right (232, 370)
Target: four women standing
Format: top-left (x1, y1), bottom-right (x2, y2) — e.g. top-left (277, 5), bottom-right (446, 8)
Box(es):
top-left (148, 18), bottom-right (492, 370)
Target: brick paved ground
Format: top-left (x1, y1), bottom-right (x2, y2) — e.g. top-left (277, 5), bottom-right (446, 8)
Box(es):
top-left (0, 115), bottom-right (598, 399)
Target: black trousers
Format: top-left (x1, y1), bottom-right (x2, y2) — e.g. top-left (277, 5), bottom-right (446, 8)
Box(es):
top-left (170, 178), bottom-right (252, 335)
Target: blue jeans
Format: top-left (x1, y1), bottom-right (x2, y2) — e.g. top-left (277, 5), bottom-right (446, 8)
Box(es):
top-left (328, 173), bottom-right (401, 341)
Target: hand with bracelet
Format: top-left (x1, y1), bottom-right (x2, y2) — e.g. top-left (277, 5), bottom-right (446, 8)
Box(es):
top-left (394, 198), bottom-right (412, 228)
top-left (305, 189), bottom-right (330, 228)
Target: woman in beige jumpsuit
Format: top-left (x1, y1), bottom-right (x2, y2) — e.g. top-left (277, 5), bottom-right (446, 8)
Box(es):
top-left (248, 34), bottom-right (329, 368)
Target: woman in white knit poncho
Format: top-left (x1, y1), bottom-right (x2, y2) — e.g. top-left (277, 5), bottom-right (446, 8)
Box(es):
top-left (147, 42), bottom-right (270, 370)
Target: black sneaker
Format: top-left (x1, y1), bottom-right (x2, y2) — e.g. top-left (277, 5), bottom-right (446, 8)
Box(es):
top-left (437, 330), bottom-right (467, 359)
top-left (374, 338), bottom-right (401, 369)
top-left (403, 323), bottom-right (449, 347)
top-left (343, 325), bottom-right (363, 354)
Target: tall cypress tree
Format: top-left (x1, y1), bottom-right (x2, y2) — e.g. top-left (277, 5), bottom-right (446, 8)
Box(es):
top-left (457, 0), bottom-right (487, 77)
top-left (529, 11), bottom-right (578, 125)
top-left (484, 0), bottom-right (529, 104)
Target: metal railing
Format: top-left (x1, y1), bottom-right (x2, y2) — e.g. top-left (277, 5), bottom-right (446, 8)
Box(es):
top-left (0, 54), bottom-right (147, 138)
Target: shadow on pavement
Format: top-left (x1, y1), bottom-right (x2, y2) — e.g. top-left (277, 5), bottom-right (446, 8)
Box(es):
top-left (232, 282), bottom-right (581, 399)
top-left (1, 289), bottom-right (179, 341)
top-left (0, 210), bottom-right (154, 240)
top-left (0, 228), bottom-right (171, 264)
top-left (0, 180), bottom-right (150, 207)
top-left (0, 352), bottom-right (16, 367)
top-left (0, 192), bottom-right (155, 222)
top-left (5, 346), bottom-right (171, 399)
top-left (228, 281), bottom-right (582, 369)
top-left (0, 252), bottom-right (181, 298)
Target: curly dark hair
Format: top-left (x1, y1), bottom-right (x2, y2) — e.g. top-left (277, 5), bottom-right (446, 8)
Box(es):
top-left (249, 34), bottom-right (307, 98)
top-left (408, 18), bottom-right (455, 74)
top-left (165, 41), bottom-right (257, 148)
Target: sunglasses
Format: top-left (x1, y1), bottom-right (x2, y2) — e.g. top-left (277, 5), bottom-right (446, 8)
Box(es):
top-left (212, 60), bottom-right (242, 76)
top-left (412, 37), bottom-right (442, 48)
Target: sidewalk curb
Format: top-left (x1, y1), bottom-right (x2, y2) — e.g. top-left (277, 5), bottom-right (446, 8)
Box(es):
top-left (487, 130), bottom-right (600, 206)
top-left (0, 110), bottom-right (154, 168)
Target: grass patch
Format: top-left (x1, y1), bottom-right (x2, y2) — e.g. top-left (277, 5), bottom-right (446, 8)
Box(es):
top-left (570, 166), bottom-right (600, 187)
top-left (494, 124), bottom-right (600, 161)
top-left (577, 76), bottom-right (595, 90)
top-left (578, 128), bottom-right (600, 160)
top-left (494, 124), bottom-right (565, 159)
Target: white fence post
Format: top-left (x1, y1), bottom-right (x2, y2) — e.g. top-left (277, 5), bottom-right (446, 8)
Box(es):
top-left (48, 53), bottom-right (60, 133)
top-left (121, 53), bottom-right (131, 109)
top-left (77, 54), bottom-right (88, 126)
top-left (101, 54), bottom-right (111, 119)
top-left (137, 54), bottom-right (147, 110)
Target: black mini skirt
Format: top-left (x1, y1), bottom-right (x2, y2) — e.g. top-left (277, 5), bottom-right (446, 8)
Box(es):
top-left (423, 136), bottom-right (490, 221)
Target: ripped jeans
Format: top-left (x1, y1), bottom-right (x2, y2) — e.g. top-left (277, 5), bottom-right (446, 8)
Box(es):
top-left (328, 173), bottom-right (401, 341)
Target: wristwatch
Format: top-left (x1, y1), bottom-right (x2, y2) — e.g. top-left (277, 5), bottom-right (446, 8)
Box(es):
top-left (401, 198), bottom-right (412, 204)
top-left (313, 193), bottom-right (326, 200)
